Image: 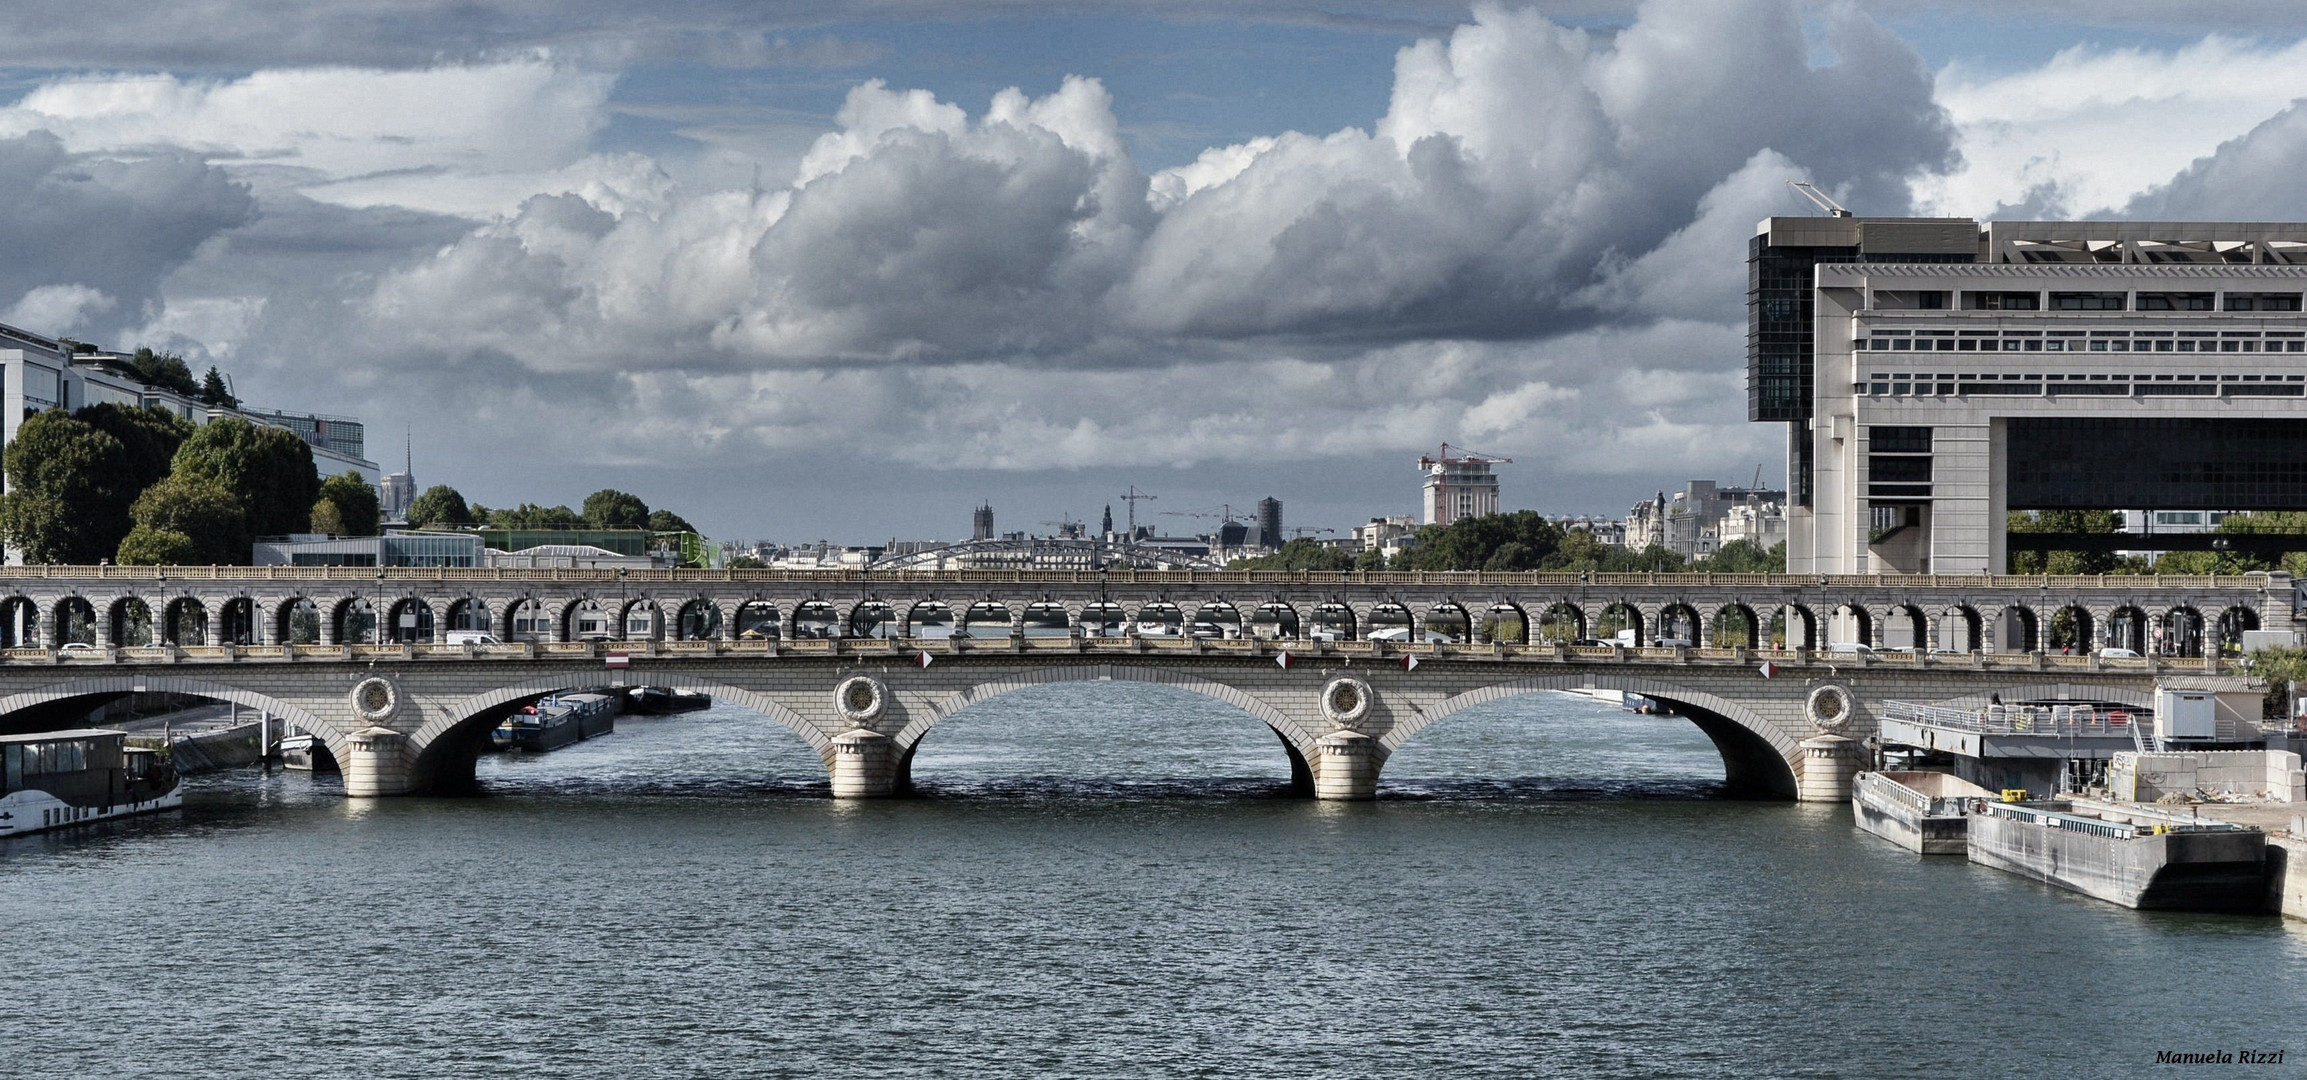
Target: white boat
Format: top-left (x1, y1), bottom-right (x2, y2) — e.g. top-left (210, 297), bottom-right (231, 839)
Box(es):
top-left (1, 729), bottom-right (182, 838)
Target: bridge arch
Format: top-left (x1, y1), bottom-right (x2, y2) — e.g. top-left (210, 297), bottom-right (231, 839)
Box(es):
top-left (1422, 601), bottom-right (1472, 643)
top-left (0, 676), bottom-right (346, 767)
top-left (1480, 602), bottom-right (1528, 644)
top-left (1597, 602), bottom-right (1643, 645)
top-left (1249, 600), bottom-right (1299, 640)
top-left (0, 596), bottom-right (36, 648)
top-left (888, 664), bottom-right (1326, 767)
top-left (163, 598), bottom-right (208, 646)
top-left (108, 597), bottom-right (155, 647)
top-left (1383, 675), bottom-right (1803, 799)
top-left (1708, 603), bottom-right (1759, 648)
top-left (1538, 602), bottom-right (1585, 643)
top-left (407, 676), bottom-right (832, 792)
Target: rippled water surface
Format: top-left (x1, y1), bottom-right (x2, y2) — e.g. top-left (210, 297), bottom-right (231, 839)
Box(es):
top-left (8, 684), bottom-right (2302, 1078)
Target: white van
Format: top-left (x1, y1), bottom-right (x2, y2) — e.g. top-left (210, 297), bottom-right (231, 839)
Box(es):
top-left (444, 630), bottom-right (500, 646)
top-left (1825, 642), bottom-right (1873, 655)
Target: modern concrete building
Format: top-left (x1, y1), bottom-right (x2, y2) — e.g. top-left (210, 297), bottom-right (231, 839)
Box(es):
top-left (1418, 445), bottom-right (1507, 526)
top-left (1751, 216), bottom-right (2307, 575)
top-left (251, 532), bottom-right (483, 568)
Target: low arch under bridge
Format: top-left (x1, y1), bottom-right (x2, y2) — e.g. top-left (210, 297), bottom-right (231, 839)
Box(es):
top-left (0, 635), bottom-right (2207, 801)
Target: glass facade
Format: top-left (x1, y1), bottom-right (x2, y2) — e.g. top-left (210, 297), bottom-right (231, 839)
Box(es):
top-left (2007, 417), bottom-right (2307, 510)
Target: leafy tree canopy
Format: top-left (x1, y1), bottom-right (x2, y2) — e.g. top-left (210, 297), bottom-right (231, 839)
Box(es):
top-left (122, 475), bottom-right (245, 565)
top-left (171, 417), bottom-right (322, 539)
top-left (1702, 539), bottom-right (1785, 574)
top-left (582, 489), bottom-right (650, 529)
top-left (492, 503), bottom-right (583, 529)
top-left (1228, 537), bottom-right (1355, 571)
top-left (647, 509), bottom-right (695, 534)
top-left (76, 402), bottom-right (194, 496)
top-left (129, 347), bottom-right (200, 396)
top-left (0, 410), bottom-right (133, 563)
top-left (406, 485), bottom-right (475, 530)
top-left (315, 471), bottom-right (380, 537)
top-left (726, 555), bottom-right (766, 569)
top-left (2007, 510), bottom-right (2119, 574)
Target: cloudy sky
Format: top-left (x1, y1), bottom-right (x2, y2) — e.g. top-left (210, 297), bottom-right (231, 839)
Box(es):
top-left (5, 0), bottom-right (2307, 543)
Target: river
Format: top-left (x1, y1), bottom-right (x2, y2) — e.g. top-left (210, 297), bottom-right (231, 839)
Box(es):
top-left (7, 683), bottom-right (2301, 1077)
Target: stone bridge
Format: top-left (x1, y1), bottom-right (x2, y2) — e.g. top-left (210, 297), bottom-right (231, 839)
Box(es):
top-left (0, 567), bottom-right (2280, 800)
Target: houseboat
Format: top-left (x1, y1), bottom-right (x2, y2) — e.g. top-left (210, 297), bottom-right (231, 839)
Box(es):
top-left (1851, 771), bottom-right (1998, 855)
top-left (1966, 798), bottom-right (2267, 912)
top-left (491, 692), bottom-right (617, 753)
top-left (0, 729), bottom-right (181, 838)
top-left (276, 731), bottom-right (339, 773)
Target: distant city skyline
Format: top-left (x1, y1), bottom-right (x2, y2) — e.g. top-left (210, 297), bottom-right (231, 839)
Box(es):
top-left (0, 2), bottom-right (2304, 540)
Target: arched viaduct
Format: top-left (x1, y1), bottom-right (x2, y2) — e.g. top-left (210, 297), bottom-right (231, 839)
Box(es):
top-left (0, 632), bottom-right (2210, 803)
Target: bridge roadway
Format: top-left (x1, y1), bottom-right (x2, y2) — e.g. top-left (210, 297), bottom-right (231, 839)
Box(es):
top-left (0, 566), bottom-right (2279, 801)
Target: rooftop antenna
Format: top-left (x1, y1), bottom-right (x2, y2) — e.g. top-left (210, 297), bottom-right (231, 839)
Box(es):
top-left (1786, 180), bottom-right (1851, 218)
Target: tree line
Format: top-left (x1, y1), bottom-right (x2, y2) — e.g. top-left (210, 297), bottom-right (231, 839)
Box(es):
top-left (1228, 511), bottom-right (1786, 574)
top-left (2008, 510), bottom-right (2307, 576)
top-left (0, 405), bottom-right (341, 565)
top-left (402, 485), bottom-right (694, 535)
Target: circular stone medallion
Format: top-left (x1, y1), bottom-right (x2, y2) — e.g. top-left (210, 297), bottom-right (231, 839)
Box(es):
top-left (1321, 676), bottom-right (1374, 727)
top-left (350, 676), bottom-right (400, 722)
top-left (1806, 683), bottom-right (1855, 733)
top-left (834, 675), bottom-right (887, 726)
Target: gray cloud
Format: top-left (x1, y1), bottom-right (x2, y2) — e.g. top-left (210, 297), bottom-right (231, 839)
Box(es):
top-left (2124, 101), bottom-right (2307, 220)
top-left (0, 131), bottom-right (253, 338)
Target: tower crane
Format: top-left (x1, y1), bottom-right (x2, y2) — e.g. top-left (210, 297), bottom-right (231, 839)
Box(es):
top-left (1119, 485), bottom-right (1157, 540)
top-left (1039, 514), bottom-right (1085, 539)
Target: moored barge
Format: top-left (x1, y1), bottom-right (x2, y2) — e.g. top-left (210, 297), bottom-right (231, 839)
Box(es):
top-left (1966, 798), bottom-right (2266, 912)
top-left (491, 692), bottom-right (617, 753)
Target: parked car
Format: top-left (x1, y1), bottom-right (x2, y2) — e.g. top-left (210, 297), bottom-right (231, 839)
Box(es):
top-left (59, 642), bottom-right (97, 651)
top-left (1367, 627), bottom-right (1452, 643)
top-left (2096, 647), bottom-right (2141, 658)
top-left (1825, 642), bottom-right (1874, 655)
top-left (1653, 636), bottom-right (1694, 648)
top-left (444, 630), bottom-right (499, 646)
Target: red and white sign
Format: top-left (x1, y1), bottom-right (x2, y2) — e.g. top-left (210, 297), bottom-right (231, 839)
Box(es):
top-left (606, 654), bottom-right (631, 669)
top-left (1275, 651), bottom-right (1293, 669)
top-left (1757, 661), bottom-right (1778, 679)
top-left (917, 651), bottom-right (935, 668)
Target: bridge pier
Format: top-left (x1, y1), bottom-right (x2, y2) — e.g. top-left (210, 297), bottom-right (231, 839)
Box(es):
top-left (1797, 733), bottom-right (1859, 803)
top-left (344, 726), bottom-right (413, 797)
top-left (829, 728), bottom-right (897, 798)
top-left (1313, 729), bottom-right (1379, 800)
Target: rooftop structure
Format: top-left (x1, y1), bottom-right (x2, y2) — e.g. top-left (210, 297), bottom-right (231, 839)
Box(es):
top-left (1750, 215), bottom-right (2307, 577)
top-left (1418, 444), bottom-right (1509, 527)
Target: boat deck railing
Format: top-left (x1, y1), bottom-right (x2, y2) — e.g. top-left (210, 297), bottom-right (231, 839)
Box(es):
top-left (1884, 700), bottom-right (2147, 737)
top-left (1979, 800), bottom-right (2248, 838)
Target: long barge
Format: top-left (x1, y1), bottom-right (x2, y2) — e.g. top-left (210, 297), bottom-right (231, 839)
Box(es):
top-left (1966, 799), bottom-right (2267, 912)
top-left (0, 729), bottom-right (181, 838)
top-left (491, 692), bottom-right (617, 753)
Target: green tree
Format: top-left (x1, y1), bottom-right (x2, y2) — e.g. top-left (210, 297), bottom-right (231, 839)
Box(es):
top-left (1351, 547), bottom-right (1389, 571)
top-left (1396, 511), bottom-right (1564, 571)
top-left (582, 489), bottom-right (651, 529)
top-left (492, 503), bottom-right (582, 528)
top-left (76, 402), bottom-right (195, 496)
top-left (406, 485), bottom-right (475, 529)
top-left (129, 347), bottom-right (200, 396)
top-left (647, 509), bottom-right (695, 534)
top-left (1228, 537), bottom-right (1354, 571)
top-left (315, 471), bottom-right (380, 536)
top-left (726, 555), bottom-right (766, 569)
top-left (116, 526), bottom-right (197, 566)
top-left (1703, 538), bottom-right (1785, 573)
top-left (0, 410), bottom-right (134, 563)
top-left (198, 366), bottom-right (238, 408)
top-left (170, 417), bottom-right (322, 540)
top-left (118, 475), bottom-right (245, 565)
top-left (2007, 510), bottom-right (2118, 574)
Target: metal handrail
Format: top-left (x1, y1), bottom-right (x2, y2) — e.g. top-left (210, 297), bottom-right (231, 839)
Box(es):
top-left (1884, 699), bottom-right (2146, 736)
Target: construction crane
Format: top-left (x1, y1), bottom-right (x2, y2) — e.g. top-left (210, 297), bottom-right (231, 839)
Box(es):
top-left (1786, 179), bottom-right (1851, 218)
top-left (1163, 503), bottom-right (1244, 523)
top-left (1285, 526), bottom-right (1334, 539)
top-left (1039, 514), bottom-right (1084, 539)
top-left (1417, 443), bottom-right (1512, 469)
top-left (1119, 485), bottom-right (1157, 540)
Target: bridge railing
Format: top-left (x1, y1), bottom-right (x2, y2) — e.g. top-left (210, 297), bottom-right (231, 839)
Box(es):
top-left (0, 564), bottom-right (2284, 592)
top-left (1883, 699), bottom-right (2145, 737)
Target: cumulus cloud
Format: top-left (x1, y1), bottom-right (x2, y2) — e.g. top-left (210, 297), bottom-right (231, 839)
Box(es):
top-left (1917, 35), bottom-right (2307, 217)
top-left (2123, 100), bottom-right (2307, 220)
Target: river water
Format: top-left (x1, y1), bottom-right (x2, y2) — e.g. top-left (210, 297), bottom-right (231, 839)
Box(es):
top-left (7, 684), bottom-right (2302, 1078)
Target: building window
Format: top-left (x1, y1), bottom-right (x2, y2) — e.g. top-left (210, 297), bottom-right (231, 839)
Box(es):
top-left (2050, 292), bottom-right (2125, 311)
top-left (2136, 292), bottom-right (2214, 311)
